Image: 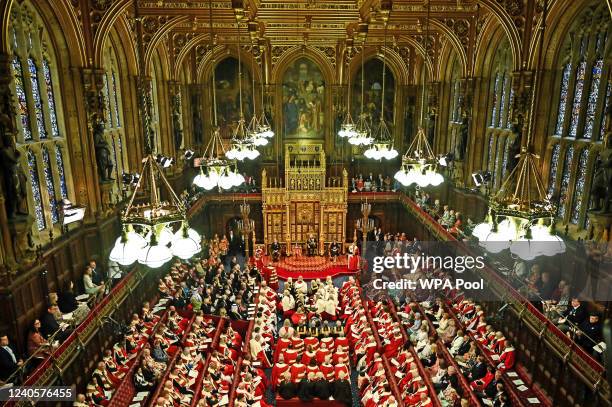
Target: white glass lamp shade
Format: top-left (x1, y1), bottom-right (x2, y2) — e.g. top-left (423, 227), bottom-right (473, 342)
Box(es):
top-left (253, 136), bottom-right (268, 146)
top-left (479, 219), bottom-right (514, 253)
top-left (472, 222), bottom-right (493, 241)
top-left (126, 229), bottom-right (147, 249)
top-left (171, 235), bottom-right (201, 260)
top-left (394, 169), bottom-right (408, 185)
top-left (245, 148), bottom-right (260, 160)
top-left (157, 227), bottom-right (174, 246)
top-left (509, 238), bottom-right (539, 261)
top-left (109, 238), bottom-right (139, 265)
top-left (173, 224), bottom-right (201, 244)
top-left (218, 174), bottom-right (235, 190)
top-left (383, 148), bottom-right (399, 160)
top-left (138, 243), bottom-right (173, 268)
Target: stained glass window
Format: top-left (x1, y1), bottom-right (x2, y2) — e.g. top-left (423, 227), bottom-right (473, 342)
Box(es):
top-left (112, 71), bottom-right (120, 127)
top-left (502, 137), bottom-right (512, 180)
top-left (600, 82), bottom-right (611, 141)
top-left (42, 59), bottom-right (59, 137)
top-left (117, 135), bottom-right (124, 172)
top-left (570, 149), bottom-right (589, 225)
top-left (27, 150), bottom-right (45, 231)
top-left (569, 61), bottom-right (586, 137)
top-left (491, 73), bottom-right (502, 127)
top-left (506, 87), bottom-right (515, 130)
top-left (547, 144), bottom-right (561, 198)
top-left (55, 145), bottom-right (68, 199)
top-left (103, 73), bottom-right (112, 127)
top-left (27, 58), bottom-right (47, 139)
top-left (557, 146), bottom-right (574, 219)
top-left (42, 147), bottom-right (58, 224)
top-left (11, 57), bottom-right (32, 140)
top-left (488, 135), bottom-right (495, 170)
top-left (555, 63), bottom-right (572, 136)
top-left (582, 59), bottom-right (603, 139)
top-left (498, 74), bottom-right (509, 128)
top-left (494, 139), bottom-right (503, 187)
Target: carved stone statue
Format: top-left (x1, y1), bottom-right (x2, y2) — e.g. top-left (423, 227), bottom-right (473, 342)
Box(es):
top-left (0, 133), bottom-right (28, 218)
top-left (457, 115), bottom-right (469, 160)
top-left (589, 151), bottom-right (612, 213)
top-left (92, 116), bottom-right (114, 181)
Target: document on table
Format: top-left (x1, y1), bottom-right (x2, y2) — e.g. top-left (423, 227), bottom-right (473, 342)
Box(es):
top-left (517, 385), bottom-right (529, 391)
top-left (506, 371), bottom-right (519, 377)
top-left (513, 379), bottom-right (525, 386)
top-left (528, 398), bottom-right (541, 404)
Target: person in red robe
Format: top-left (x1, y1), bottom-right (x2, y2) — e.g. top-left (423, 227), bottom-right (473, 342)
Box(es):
top-left (471, 365), bottom-right (495, 391)
top-left (271, 354), bottom-right (290, 390)
top-left (290, 362), bottom-right (306, 383)
top-left (348, 243), bottom-right (360, 271)
top-left (498, 341), bottom-right (516, 371)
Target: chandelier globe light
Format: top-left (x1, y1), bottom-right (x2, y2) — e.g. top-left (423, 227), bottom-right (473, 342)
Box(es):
top-left (346, 33), bottom-right (373, 146)
top-left (394, 127), bottom-right (443, 187)
top-left (109, 0), bottom-right (202, 269)
top-left (338, 42), bottom-right (359, 139)
top-left (364, 18), bottom-right (398, 160)
top-left (472, 0), bottom-right (563, 261)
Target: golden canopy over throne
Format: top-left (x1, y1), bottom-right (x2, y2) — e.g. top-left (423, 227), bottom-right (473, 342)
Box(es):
top-left (262, 144), bottom-right (347, 256)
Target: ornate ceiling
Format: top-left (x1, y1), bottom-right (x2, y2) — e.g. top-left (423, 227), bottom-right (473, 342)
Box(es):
top-left (71, 0), bottom-right (554, 83)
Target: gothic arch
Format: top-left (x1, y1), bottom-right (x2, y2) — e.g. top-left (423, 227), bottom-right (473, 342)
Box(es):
top-left (478, 0), bottom-right (523, 70)
top-left (430, 19), bottom-right (469, 78)
top-left (92, 0), bottom-right (132, 68)
top-left (346, 46), bottom-right (408, 87)
top-left (543, 0), bottom-right (610, 70)
top-left (3, 0), bottom-right (87, 67)
top-left (400, 36), bottom-right (434, 84)
top-left (174, 33), bottom-right (210, 81)
top-left (270, 46), bottom-right (334, 86)
top-left (197, 44), bottom-right (263, 84)
top-left (144, 16), bottom-right (191, 76)
top-left (473, 23), bottom-right (512, 78)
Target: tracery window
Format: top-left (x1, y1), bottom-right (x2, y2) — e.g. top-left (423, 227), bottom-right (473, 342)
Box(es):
top-left (548, 3), bottom-right (610, 229)
top-left (8, 2), bottom-right (72, 238)
top-left (570, 148), bottom-right (589, 225)
top-left (485, 39), bottom-right (513, 191)
top-left (102, 43), bottom-right (127, 196)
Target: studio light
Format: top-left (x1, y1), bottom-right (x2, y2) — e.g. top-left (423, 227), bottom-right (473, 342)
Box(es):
top-left (184, 149), bottom-right (195, 160)
top-left (156, 154), bottom-right (175, 168)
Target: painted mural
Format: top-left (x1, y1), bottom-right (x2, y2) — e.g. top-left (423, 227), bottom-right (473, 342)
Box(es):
top-left (282, 57), bottom-right (325, 139)
top-left (352, 58), bottom-right (395, 131)
top-left (214, 57), bottom-right (253, 139)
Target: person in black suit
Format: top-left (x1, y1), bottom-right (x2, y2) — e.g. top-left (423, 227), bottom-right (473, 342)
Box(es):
top-left (576, 313), bottom-right (603, 353)
top-left (467, 354), bottom-right (487, 382)
top-left (557, 298), bottom-right (588, 333)
top-left (40, 305), bottom-right (70, 342)
top-left (332, 371), bottom-right (353, 406)
top-left (312, 372), bottom-right (332, 399)
top-left (278, 371), bottom-right (296, 400)
top-left (297, 373), bottom-right (316, 402)
top-left (482, 370), bottom-right (503, 399)
top-left (0, 334), bottom-right (21, 382)
top-left (329, 240), bottom-right (340, 262)
top-left (228, 230), bottom-right (237, 256)
top-left (57, 281), bottom-right (78, 313)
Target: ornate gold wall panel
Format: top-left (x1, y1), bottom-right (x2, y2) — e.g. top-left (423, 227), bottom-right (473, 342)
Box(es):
top-left (262, 144), bottom-right (347, 252)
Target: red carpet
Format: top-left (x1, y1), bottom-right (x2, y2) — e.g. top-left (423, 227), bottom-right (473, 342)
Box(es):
top-left (262, 256), bottom-right (357, 280)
